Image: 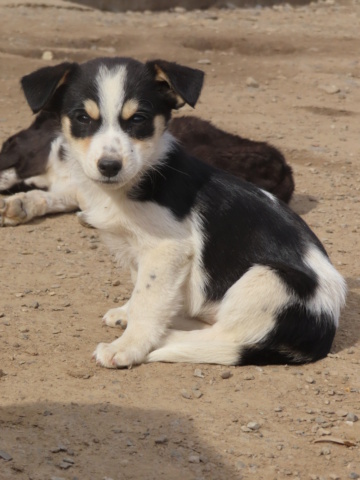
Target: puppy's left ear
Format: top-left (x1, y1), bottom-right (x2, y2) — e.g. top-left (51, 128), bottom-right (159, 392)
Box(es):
top-left (147, 60), bottom-right (204, 109)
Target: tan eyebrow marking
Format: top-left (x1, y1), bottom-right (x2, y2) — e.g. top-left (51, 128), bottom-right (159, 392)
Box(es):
top-left (84, 99), bottom-right (100, 120)
top-left (121, 99), bottom-right (139, 121)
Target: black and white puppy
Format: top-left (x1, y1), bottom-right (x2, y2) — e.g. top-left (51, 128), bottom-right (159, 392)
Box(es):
top-left (0, 112), bottom-right (294, 226)
top-left (19, 57), bottom-right (346, 368)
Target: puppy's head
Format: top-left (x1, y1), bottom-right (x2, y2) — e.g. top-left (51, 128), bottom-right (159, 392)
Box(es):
top-left (21, 57), bottom-right (204, 189)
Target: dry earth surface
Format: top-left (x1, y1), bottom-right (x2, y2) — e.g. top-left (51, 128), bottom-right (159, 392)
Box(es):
top-left (0, 0), bottom-right (360, 479)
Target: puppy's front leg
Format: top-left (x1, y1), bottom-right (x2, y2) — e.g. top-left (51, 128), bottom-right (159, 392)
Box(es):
top-left (93, 241), bottom-right (191, 368)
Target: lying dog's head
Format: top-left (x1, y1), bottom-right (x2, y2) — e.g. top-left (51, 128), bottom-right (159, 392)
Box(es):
top-left (21, 58), bottom-right (204, 189)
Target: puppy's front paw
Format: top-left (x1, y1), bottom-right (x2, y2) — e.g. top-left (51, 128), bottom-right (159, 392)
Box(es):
top-left (93, 342), bottom-right (119, 368)
top-left (93, 341), bottom-right (144, 369)
top-left (102, 305), bottom-right (128, 329)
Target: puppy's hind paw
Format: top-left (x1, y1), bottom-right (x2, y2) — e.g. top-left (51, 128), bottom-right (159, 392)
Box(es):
top-left (0, 195), bottom-right (28, 226)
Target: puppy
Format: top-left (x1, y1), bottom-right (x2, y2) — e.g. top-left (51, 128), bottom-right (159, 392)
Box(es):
top-left (0, 116), bottom-right (294, 227)
top-left (20, 57), bottom-right (346, 368)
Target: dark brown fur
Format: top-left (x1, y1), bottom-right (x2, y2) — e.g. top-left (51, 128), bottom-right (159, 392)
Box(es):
top-left (169, 116), bottom-right (294, 203)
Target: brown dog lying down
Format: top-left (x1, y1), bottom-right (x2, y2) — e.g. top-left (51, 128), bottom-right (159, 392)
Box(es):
top-left (0, 113), bottom-right (294, 226)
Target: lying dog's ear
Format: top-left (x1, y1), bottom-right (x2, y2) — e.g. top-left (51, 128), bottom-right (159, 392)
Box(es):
top-left (21, 62), bottom-right (77, 114)
top-left (147, 60), bottom-right (204, 109)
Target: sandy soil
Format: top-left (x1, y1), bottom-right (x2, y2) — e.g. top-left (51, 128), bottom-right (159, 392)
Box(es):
top-left (0, 1), bottom-right (359, 479)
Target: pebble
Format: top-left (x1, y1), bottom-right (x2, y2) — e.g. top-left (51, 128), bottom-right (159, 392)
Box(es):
top-left (246, 77), bottom-right (259, 88)
top-left (221, 370), bottom-right (232, 379)
top-left (197, 58), bottom-right (211, 65)
top-left (112, 280), bottom-right (121, 286)
top-left (305, 377), bottom-right (315, 384)
top-left (193, 368), bottom-right (204, 378)
top-left (247, 422), bottom-right (260, 431)
top-left (181, 389), bottom-right (192, 399)
top-left (42, 50), bottom-right (54, 60)
top-left (319, 84), bottom-right (340, 94)
top-left (349, 474), bottom-right (360, 480)
top-left (335, 409), bottom-right (348, 417)
top-left (0, 450), bottom-right (12, 461)
top-left (188, 454), bottom-right (200, 463)
top-left (320, 447), bottom-right (331, 455)
top-left (58, 461), bottom-right (72, 469)
top-left (154, 435), bottom-right (168, 444)
top-left (244, 374), bottom-right (255, 380)
top-left (346, 413), bottom-right (358, 422)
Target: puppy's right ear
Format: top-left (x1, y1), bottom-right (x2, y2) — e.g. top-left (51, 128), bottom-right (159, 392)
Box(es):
top-left (21, 62), bottom-right (77, 113)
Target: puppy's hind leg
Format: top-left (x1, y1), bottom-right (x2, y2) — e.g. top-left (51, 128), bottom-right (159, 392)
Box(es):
top-left (146, 265), bottom-right (289, 365)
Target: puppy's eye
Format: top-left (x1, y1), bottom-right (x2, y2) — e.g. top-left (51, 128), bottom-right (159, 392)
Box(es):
top-left (75, 112), bottom-right (91, 125)
top-left (130, 114), bottom-right (147, 125)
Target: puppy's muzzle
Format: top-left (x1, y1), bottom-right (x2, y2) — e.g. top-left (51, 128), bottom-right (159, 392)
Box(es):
top-left (97, 157), bottom-right (122, 178)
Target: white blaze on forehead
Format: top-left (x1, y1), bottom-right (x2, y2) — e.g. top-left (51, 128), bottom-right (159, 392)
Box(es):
top-left (96, 65), bottom-right (128, 126)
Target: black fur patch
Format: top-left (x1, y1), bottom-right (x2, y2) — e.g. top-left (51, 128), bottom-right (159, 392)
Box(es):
top-left (239, 305), bottom-right (336, 365)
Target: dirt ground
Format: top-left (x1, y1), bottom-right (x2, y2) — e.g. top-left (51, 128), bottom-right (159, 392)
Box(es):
top-left (0, 0), bottom-right (359, 479)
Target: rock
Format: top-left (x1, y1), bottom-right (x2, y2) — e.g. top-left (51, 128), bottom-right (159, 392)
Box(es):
top-left (320, 447), bottom-right (331, 455)
top-left (188, 454), bottom-right (200, 463)
top-left (335, 409), bottom-right (348, 417)
top-left (305, 377), bottom-right (315, 384)
top-left (349, 474), bottom-right (360, 480)
top-left (181, 389), bottom-right (192, 399)
top-left (154, 435), bottom-right (168, 444)
top-left (197, 58), bottom-right (211, 65)
top-left (221, 371), bottom-right (232, 379)
top-left (346, 413), bottom-right (358, 422)
top-left (42, 50), bottom-right (53, 60)
top-left (244, 374), bottom-right (255, 380)
top-left (319, 84), bottom-right (340, 94)
top-left (247, 422), bottom-right (260, 431)
top-left (0, 450), bottom-right (12, 461)
top-left (193, 368), bottom-right (204, 378)
top-left (112, 280), bottom-right (121, 286)
top-left (246, 77), bottom-right (259, 88)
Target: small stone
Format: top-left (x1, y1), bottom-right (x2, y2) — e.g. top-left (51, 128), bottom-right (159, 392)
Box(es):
top-left (274, 406), bottom-right (283, 412)
top-left (306, 377), bottom-right (315, 384)
top-left (193, 389), bottom-right (203, 399)
top-left (197, 58), bottom-right (211, 65)
top-left (188, 454), bottom-right (200, 463)
top-left (0, 450), bottom-right (12, 461)
top-left (221, 371), bottom-right (232, 379)
top-left (346, 413), bottom-right (358, 422)
top-left (58, 461), bottom-right (72, 470)
top-left (247, 422), bottom-right (260, 431)
top-left (349, 474), bottom-right (360, 480)
top-left (335, 409), bottom-right (348, 417)
top-left (31, 301), bottom-right (40, 309)
top-left (42, 50), bottom-right (54, 60)
top-left (244, 374), bottom-right (255, 380)
top-left (112, 280), bottom-right (121, 286)
top-left (246, 77), bottom-right (259, 88)
top-left (241, 426), bottom-right (252, 432)
top-left (319, 84), bottom-right (340, 94)
top-left (181, 389), bottom-right (192, 399)
top-left (320, 447), bottom-right (331, 456)
top-left (193, 368), bottom-right (204, 378)
top-left (154, 435), bottom-right (168, 444)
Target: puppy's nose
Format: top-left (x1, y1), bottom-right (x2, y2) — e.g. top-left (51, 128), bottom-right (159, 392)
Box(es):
top-left (97, 158), bottom-right (122, 178)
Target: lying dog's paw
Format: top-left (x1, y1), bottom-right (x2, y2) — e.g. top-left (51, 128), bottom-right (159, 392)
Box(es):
top-left (0, 195), bottom-right (27, 226)
top-left (102, 305), bottom-right (128, 329)
top-left (93, 341), bottom-right (144, 368)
